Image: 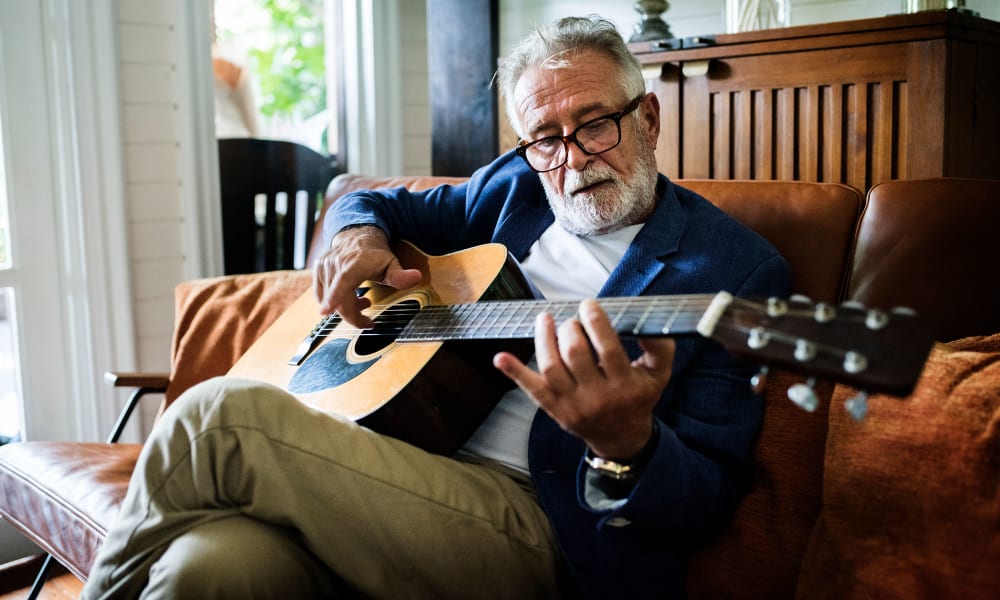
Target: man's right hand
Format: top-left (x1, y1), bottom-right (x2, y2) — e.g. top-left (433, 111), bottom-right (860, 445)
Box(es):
top-left (312, 226), bottom-right (423, 329)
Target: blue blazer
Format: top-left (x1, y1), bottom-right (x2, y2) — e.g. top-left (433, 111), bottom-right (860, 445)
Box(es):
top-left (326, 151), bottom-right (791, 598)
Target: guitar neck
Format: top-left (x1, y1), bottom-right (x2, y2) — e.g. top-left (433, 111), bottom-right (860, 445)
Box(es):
top-left (397, 293), bottom-right (719, 341)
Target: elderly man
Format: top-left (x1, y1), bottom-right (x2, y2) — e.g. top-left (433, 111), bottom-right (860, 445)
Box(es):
top-left (83, 15), bottom-right (789, 600)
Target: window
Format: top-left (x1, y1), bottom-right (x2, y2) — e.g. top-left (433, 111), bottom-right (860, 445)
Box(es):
top-left (213, 0), bottom-right (341, 156)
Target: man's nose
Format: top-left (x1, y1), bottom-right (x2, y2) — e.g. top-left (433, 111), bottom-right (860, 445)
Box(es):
top-left (563, 140), bottom-right (593, 171)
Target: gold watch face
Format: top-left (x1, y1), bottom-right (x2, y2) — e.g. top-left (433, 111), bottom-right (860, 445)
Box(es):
top-left (585, 455), bottom-right (636, 480)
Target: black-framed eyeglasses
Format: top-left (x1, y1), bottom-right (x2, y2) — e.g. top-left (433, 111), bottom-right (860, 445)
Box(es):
top-left (515, 95), bottom-right (644, 173)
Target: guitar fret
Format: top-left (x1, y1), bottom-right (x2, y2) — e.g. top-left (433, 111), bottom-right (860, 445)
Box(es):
top-left (610, 297), bottom-right (639, 333)
top-left (495, 302), bottom-right (521, 338)
top-left (446, 304), bottom-right (470, 338)
top-left (633, 299), bottom-right (657, 335)
top-left (511, 300), bottom-right (536, 338)
top-left (549, 302), bottom-right (573, 329)
top-left (662, 297), bottom-right (686, 334)
top-left (480, 302), bottom-right (504, 337)
top-left (411, 307), bottom-right (438, 340)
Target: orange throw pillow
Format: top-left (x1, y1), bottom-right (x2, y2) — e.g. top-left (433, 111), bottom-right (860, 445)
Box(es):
top-left (795, 333), bottom-right (1000, 598)
top-left (167, 270), bottom-right (312, 404)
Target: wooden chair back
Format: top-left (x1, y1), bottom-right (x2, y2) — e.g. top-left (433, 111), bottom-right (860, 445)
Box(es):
top-left (218, 138), bottom-right (337, 274)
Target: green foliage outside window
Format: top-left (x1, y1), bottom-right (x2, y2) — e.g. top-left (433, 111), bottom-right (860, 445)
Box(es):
top-left (215, 0), bottom-right (326, 133)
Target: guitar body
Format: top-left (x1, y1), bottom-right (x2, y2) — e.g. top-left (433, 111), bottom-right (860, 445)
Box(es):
top-left (228, 241), bottom-right (536, 454)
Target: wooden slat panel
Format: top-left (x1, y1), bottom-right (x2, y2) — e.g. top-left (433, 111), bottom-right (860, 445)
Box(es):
top-left (845, 83), bottom-right (868, 189)
top-left (896, 80), bottom-right (909, 179)
top-left (733, 90), bottom-right (753, 180)
top-left (944, 40), bottom-right (978, 178)
top-left (906, 40), bottom-right (947, 179)
top-left (757, 89), bottom-right (775, 179)
top-left (682, 76), bottom-right (711, 179)
top-left (775, 87), bottom-right (796, 181)
top-left (711, 91), bottom-right (732, 179)
top-left (870, 81), bottom-right (896, 187)
top-left (820, 84), bottom-right (843, 184)
top-left (802, 86), bottom-right (819, 181)
top-left (652, 65), bottom-right (681, 178)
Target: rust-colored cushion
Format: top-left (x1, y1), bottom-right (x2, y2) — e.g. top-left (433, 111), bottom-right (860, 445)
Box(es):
top-left (795, 333), bottom-right (1000, 598)
top-left (167, 270), bottom-right (312, 405)
top-left (686, 372), bottom-right (833, 599)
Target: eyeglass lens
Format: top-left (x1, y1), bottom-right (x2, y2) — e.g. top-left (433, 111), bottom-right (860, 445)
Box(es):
top-left (523, 117), bottom-right (622, 172)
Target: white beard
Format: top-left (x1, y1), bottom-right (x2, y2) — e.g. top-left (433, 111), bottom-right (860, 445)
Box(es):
top-left (540, 133), bottom-right (659, 236)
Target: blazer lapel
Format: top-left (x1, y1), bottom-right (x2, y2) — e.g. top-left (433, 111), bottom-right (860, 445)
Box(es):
top-left (599, 176), bottom-right (685, 297)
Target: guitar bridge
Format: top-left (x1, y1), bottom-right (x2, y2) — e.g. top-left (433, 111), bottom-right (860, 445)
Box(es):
top-left (288, 313), bottom-right (341, 365)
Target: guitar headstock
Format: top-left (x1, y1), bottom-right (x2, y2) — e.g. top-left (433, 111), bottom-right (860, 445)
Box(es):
top-left (700, 293), bottom-right (935, 413)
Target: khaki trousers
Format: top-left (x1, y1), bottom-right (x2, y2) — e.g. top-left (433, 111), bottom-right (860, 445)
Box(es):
top-left (81, 377), bottom-right (561, 599)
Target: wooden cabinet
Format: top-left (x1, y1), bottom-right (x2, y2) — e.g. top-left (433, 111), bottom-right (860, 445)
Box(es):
top-left (630, 10), bottom-right (1000, 191)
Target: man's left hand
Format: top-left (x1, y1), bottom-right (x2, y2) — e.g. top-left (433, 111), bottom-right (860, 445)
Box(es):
top-left (493, 299), bottom-right (675, 461)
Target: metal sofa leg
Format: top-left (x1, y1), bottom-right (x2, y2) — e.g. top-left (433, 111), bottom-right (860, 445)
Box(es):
top-left (26, 554), bottom-right (54, 600)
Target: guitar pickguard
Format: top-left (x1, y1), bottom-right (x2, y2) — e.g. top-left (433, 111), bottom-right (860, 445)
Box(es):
top-left (288, 292), bottom-right (431, 394)
top-left (288, 339), bottom-right (375, 393)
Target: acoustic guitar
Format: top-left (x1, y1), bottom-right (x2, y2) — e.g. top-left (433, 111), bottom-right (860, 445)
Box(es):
top-left (228, 241), bottom-right (934, 454)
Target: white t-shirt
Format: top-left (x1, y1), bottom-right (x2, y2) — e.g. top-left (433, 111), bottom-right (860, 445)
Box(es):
top-left (459, 222), bottom-right (643, 473)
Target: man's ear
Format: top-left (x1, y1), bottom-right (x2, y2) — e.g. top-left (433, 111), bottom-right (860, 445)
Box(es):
top-left (641, 92), bottom-right (661, 148)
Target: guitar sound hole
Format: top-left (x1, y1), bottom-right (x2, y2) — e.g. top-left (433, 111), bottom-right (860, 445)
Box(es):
top-left (354, 299), bottom-right (420, 357)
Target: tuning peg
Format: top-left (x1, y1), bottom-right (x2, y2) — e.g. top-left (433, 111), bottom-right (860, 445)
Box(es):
top-left (789, 294), bottom-right (812, 304)
top-left (747, 327), bottom-right (770, 349)
top-left (750, 366), bottom-right (769, 394)
top-left (794, 339), bottom-right (817, 362)
top-left (843, 351), bottom-right (868, 374)
top-left (844, 391), bottom-right (869, 421)
top-left (787, 378), bottom-right (819, 412)
top-left (813, 303), bottom-right (836, 323)
top-left (865, 309), bottom-right (890, 330)
top-left (891, 306), bottom-right (917, 316)
top-left (766, 297), bottom-right (788, 316)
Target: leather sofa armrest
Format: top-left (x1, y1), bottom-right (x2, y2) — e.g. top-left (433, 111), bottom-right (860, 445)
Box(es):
top-left (101, 371), bottom-right (170, 443)
top-left (103, 371), bottom-right (170, 390)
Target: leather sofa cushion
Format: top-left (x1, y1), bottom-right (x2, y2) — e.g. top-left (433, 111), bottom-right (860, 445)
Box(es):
top-left (796, 332), bottom-right (1000, 597)
top-left (0, 442), bottom-right (141, 581)
top-left (848, 178), bottom-right (1000, 341)
top-left (682, 179), bottom-right (861, 303)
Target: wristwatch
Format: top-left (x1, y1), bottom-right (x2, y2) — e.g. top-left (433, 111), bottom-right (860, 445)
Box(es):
top-left (583, 423), bottom-right (659, 481)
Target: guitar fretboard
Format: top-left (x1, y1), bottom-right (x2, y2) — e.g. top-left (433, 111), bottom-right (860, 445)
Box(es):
top-left (397, 294), bottom-right (719, 341)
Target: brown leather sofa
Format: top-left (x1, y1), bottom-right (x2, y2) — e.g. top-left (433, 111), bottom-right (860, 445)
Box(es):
top-left (1, 175), bottom-right (998, 598)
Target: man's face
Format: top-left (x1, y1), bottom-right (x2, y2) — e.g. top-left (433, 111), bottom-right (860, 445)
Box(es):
top-left (512, 50), bottom-right (661, 236)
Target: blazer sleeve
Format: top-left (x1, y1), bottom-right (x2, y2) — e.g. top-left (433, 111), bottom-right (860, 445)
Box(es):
top-left (321, 151), bottom-right (540, 255)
